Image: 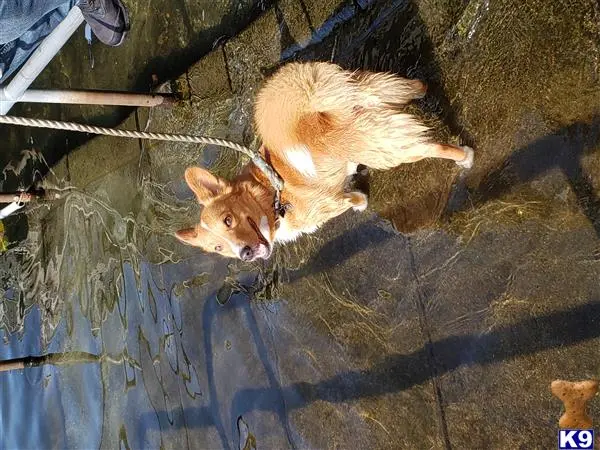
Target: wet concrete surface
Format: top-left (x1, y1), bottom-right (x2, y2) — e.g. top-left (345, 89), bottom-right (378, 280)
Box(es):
top-left (1, 0), bottom-right (600, 449)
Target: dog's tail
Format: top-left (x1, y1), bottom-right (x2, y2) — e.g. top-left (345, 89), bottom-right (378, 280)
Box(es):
top-left (255, 62), bottom-right (425, 143)
top-left (301, 63), bottom-right (436, 169)
top-left (254, 62), bottom-right (433, 169)
top-left (351, 70), bottom-right (427, 106)
top-left (302, 63), bottom-right (426, 113)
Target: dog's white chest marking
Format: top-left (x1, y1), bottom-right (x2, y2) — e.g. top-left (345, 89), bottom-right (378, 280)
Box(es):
top-left (285, 145), bottom-right (317, 178)
top-left (259, 215), bottom-right (271, 242)
top-left (275, 219), bottom-right (317, 242)
top-left (346, 162), bottom-right (358, 176)
top-left (275, 219), bottom-right (302, 242)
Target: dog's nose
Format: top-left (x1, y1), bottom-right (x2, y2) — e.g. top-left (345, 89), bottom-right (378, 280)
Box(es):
top-left (240, 246), bottom-right (254, 261)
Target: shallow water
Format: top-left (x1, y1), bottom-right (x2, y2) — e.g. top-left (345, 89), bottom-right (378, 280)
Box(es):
top-left (1, 0), bottom-right (600, 449)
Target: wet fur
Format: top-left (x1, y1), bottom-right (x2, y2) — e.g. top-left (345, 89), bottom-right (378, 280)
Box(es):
top-left (176, 62), bottom-right (472, 260)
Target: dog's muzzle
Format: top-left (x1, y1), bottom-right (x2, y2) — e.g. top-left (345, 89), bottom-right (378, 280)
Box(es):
top-left (239, 243), bottom-right (271, 261)
top-left (242, 217), bottom-right (272, 261)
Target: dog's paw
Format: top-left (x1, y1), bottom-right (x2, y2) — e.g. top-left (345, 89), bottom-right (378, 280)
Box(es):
top-left (456, 146), bottom-right (474, 169)
top-left (411, 80), bottom-right (428, 99)
top-left (345, 191), bottom-right (368, 212)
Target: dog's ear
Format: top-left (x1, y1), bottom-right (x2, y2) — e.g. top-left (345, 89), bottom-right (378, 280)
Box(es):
top-left (175, 228), bottom-right (200, 246)
top-left (184, 167), bottom-right (228, 205)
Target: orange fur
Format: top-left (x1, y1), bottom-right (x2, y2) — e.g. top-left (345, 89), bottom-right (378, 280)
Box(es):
top-left (176, 62), bottom-right (474, 261)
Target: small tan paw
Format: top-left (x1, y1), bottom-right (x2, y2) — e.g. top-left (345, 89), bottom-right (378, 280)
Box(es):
top-left (456, 146), bottom-right (474, 169)
top-left (412, 80), bottom-right (428, 99)
top-left (345, 191), bottom-right (368, 212)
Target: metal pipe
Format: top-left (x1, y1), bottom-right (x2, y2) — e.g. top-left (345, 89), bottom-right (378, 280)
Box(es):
top-left (0, 194), bottom-right (29, 204)
top-left (14, 89), bottom-right (175, 107)
top-left (0, 190), bottom-right (62, 204)
top-left (0, 352), bottom-right (101, 373)
top-left (0, 190), bottom-right (62, 219)
top-left (0, 202), bottom-right (24, 219)
top-left (0, 7), bottom-right (84, 115)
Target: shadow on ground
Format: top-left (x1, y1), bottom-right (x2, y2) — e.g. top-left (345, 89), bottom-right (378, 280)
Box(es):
top-left (447, 115), bottom-right (600, 238)
top-left (142, 293), bottom-right (600, 448)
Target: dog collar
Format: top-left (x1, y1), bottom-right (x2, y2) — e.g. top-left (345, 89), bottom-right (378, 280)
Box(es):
top-left (274, 190), bottom-right (292, 218)
top-left (263, 146), bottom-right (292, 219)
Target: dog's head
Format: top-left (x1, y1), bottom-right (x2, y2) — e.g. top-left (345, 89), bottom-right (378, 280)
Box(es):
top-left (176, 167), bottom-right (275, 261)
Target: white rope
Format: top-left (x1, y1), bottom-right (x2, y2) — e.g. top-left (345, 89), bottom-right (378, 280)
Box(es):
top-left (0, 114), bottom-right (284, 191)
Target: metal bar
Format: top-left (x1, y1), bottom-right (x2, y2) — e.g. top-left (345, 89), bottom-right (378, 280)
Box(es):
top-left (0, 193), bottom-right (34, 204)
top-left (0, 352), bottom-right (101, 373)
top-left (0, 360), bottom-right (25, 372)
top-left (14, 89), bottom-right (175, 107)
top-left (0, 190), bottom-right (62, 204)
top-left (0, 7), bottom-right (85, 115)
top-left (0, 202), bottom-right (25, 219)
top-left (0, 194), bottom-right (29, 204)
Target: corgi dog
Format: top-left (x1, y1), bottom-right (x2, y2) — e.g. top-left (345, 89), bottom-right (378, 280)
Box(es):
top-left (176, 62), bottom-right (473, 261)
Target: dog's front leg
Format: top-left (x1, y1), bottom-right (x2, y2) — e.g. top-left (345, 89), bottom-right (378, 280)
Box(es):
top-left (343, 191), bottom-right (368, 212)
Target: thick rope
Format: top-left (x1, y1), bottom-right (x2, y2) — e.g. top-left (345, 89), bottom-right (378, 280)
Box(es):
top-left (0, 114), bottom-right (284, 191)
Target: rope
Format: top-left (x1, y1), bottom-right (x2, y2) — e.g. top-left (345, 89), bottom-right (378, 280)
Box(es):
top-left (0, 114), bottom-right (284, 191)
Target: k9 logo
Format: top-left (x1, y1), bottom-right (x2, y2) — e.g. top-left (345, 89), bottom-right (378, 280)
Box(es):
top-left (558, 429), bottom-right (594, 449)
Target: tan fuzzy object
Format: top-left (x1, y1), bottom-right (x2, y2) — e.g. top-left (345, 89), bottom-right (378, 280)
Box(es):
top-left (551, 379), bottom-right (598, 428)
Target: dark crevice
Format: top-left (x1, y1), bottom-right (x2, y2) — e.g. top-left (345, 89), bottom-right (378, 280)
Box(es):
top-left (407, 237), bottom-right (452, 450)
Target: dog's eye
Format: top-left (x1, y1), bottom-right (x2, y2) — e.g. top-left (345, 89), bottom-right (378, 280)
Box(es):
top-left (214, 245), bottom-right (223, 252)
top-left (224, 215), bottom-right (233, 227)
